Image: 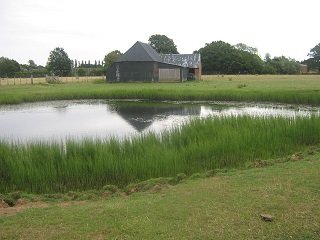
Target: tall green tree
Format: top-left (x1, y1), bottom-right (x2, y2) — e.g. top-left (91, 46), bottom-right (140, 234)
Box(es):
top-left (270, 56), bottom-right (300, 74)
top-left (104, 50), bottom-right (122, 71)
top-left (0, 57), bottom-right (20, 77)
top-left (198, 41), bottom-right (234, 74)
top-left (307, 43), bottom-right (320, 72)
top-left (148, 34), bottom-right (179, 54)
top-left (264, 56), bottom-right (300, 74)
top-left (198, 41), bottom-right (264, 74)
top-left (301, 58), bottom-right (317, 72)
top-left (46, 47), bottom-right (72, 76)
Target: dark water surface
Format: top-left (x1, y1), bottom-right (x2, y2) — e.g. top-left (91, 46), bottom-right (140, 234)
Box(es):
top-left (0, 100), bottom-right (319, 142)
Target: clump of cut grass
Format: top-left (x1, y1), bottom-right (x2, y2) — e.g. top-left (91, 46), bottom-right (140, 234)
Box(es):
top-left (237, 83), bottom-right (247, 88)
top-left (102, 185), bottom-right (119, 194)
top-left (0, 116), bottom-right (320, 193)
top-left (0, 191), bottom-right (23, 206)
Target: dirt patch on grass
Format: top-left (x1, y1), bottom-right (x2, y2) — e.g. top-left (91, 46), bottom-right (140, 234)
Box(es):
top-left (0, 200), bottom-right (89, 217)
top-left (0, 200), bottom-right (10, 208)
top-left (0, 201), bottom-right (49, 217)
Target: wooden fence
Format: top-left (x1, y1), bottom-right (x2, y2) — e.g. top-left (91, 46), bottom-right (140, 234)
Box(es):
top-left (0, 76), bottom-right (105, 86)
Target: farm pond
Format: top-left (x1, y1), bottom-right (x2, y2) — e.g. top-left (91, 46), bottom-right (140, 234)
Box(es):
top-left (0, 100), bottom-right (319, 142)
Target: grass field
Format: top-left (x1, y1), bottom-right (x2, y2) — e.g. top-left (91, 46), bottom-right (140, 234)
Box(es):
top-left (1, 152), bottom-right (319, 239)
top-left (0, 75), bottom-right (319, 105)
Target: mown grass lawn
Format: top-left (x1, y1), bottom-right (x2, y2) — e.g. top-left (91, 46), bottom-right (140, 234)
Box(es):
top-left (1, 152), bottom-right (319, 240)
top-left (0, 75), bottom-right (319, 105)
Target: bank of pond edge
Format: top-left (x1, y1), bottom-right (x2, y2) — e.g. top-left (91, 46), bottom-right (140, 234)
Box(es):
top-left (1, 146), bottom-right (319, 208)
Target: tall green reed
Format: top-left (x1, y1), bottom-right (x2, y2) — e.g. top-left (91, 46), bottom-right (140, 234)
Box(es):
top-left (1, 116), bottom-right (319, 193)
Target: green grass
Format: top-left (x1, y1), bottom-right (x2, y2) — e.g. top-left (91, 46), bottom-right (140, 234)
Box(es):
top-left (0, 75), bottom-right (320, 105)
top-left (1, 116), bottom-right (319, 193)
top-left (1, 153), bottom-right (319, 239)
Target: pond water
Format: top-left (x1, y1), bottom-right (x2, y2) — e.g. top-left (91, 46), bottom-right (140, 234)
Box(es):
top-left (0, 100), bottom-right (319, 142)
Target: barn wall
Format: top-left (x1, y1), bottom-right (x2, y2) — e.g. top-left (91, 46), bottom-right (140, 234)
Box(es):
top-left (195, 67), bottom-right (201, 80)
top-left (299, 64), bottom-right (308, 74)
top-left (107, 62), bottom-right (159, 82)
top-left (158, 63), bottom-right (188, 82)
top-left (107, 61), bottom-right (189, 83)
top-left (159, 69), bottom-right (181, 82)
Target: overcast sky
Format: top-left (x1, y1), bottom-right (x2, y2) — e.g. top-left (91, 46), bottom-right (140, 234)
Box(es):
top-left (1, 0), bottom-right (319, 66)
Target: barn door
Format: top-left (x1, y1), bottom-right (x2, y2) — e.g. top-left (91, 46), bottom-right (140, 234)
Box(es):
top-left (159, 69), bottom-right (181, 82)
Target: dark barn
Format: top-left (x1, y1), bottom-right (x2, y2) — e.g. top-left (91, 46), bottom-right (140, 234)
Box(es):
top-left (107, 41), bottom-right (201, 83)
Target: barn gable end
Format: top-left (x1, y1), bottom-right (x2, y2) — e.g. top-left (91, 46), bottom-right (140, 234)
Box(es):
top-left (117, 41), bottom-right (162, 62)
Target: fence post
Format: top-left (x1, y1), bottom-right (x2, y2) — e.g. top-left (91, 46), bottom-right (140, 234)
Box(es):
top-left (31, 75), bottom-right (34, 85)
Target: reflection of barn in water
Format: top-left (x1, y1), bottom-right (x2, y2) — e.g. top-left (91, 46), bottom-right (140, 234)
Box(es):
top-left (110, 102), bottom-right (201, 132)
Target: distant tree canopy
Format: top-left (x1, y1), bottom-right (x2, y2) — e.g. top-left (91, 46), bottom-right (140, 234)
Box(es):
top-left (19, 59), bottom-right (41, 72)
top-left (46, 47), bottom-right (72, 76)
top-left (198, 41), bottom-right (264, 74)
top-left (148, 34), bottom-right (179, 54)
top-left (28, 60), bottom-right (37, 69)
top-left (303, 43), bottom-right (320, 72)
top-left (309, 43), bottom-right (320, 61)
top-left (198, 41), bottom-right (300, 74)
top-left (234, 43), bottom-right (258, 55)
top-left (265, 56), bottom-right (300, 74)
top-left (0, 57), bottom-right (20, 77)
top-left (104, 50), bottom-right (122, 71)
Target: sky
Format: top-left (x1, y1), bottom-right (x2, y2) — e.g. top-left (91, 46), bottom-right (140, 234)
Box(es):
top-left (0, 0), bottom-right (319, 66)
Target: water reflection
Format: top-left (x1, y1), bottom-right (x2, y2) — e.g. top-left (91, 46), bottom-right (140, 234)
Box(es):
top-left (0, 100), bottom-right (318, 142)
top-left (200, 106), bottom-right (312, 118)
top-left (110, 101), bottom-right (200, 132)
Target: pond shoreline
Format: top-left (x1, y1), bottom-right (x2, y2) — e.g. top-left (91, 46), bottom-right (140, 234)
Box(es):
top-left (1, 99), bottom-right (319, 143)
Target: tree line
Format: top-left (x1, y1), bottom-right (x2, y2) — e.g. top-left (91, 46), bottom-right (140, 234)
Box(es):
top-left (0, 34), bottom-right (319, 78)
top-left (0, 48), bottom-right (106, 78)
top-left (198, 41), bottom-right (303, 74)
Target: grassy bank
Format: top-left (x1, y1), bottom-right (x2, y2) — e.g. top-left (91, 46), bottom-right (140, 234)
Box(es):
top-left (1, 153), bottom-right (319, 239)
top-left (0, 75), bottom-right (320, 105)
top-left (1, 116), bottom-right (320, 193)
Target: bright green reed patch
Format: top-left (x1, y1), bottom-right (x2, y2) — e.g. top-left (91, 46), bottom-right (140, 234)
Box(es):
top-left (1, 116), bottom-right (319, 193)
top-left (0, 75), bottom-right (320, 104)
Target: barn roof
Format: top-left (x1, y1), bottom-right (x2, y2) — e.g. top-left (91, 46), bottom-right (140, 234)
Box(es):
top-left (116, 41), bottom-right (162, 62)
top-left (160, 54), bottom-right (201, 68)
top-left (116, 42), bottom-right (201, 69)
